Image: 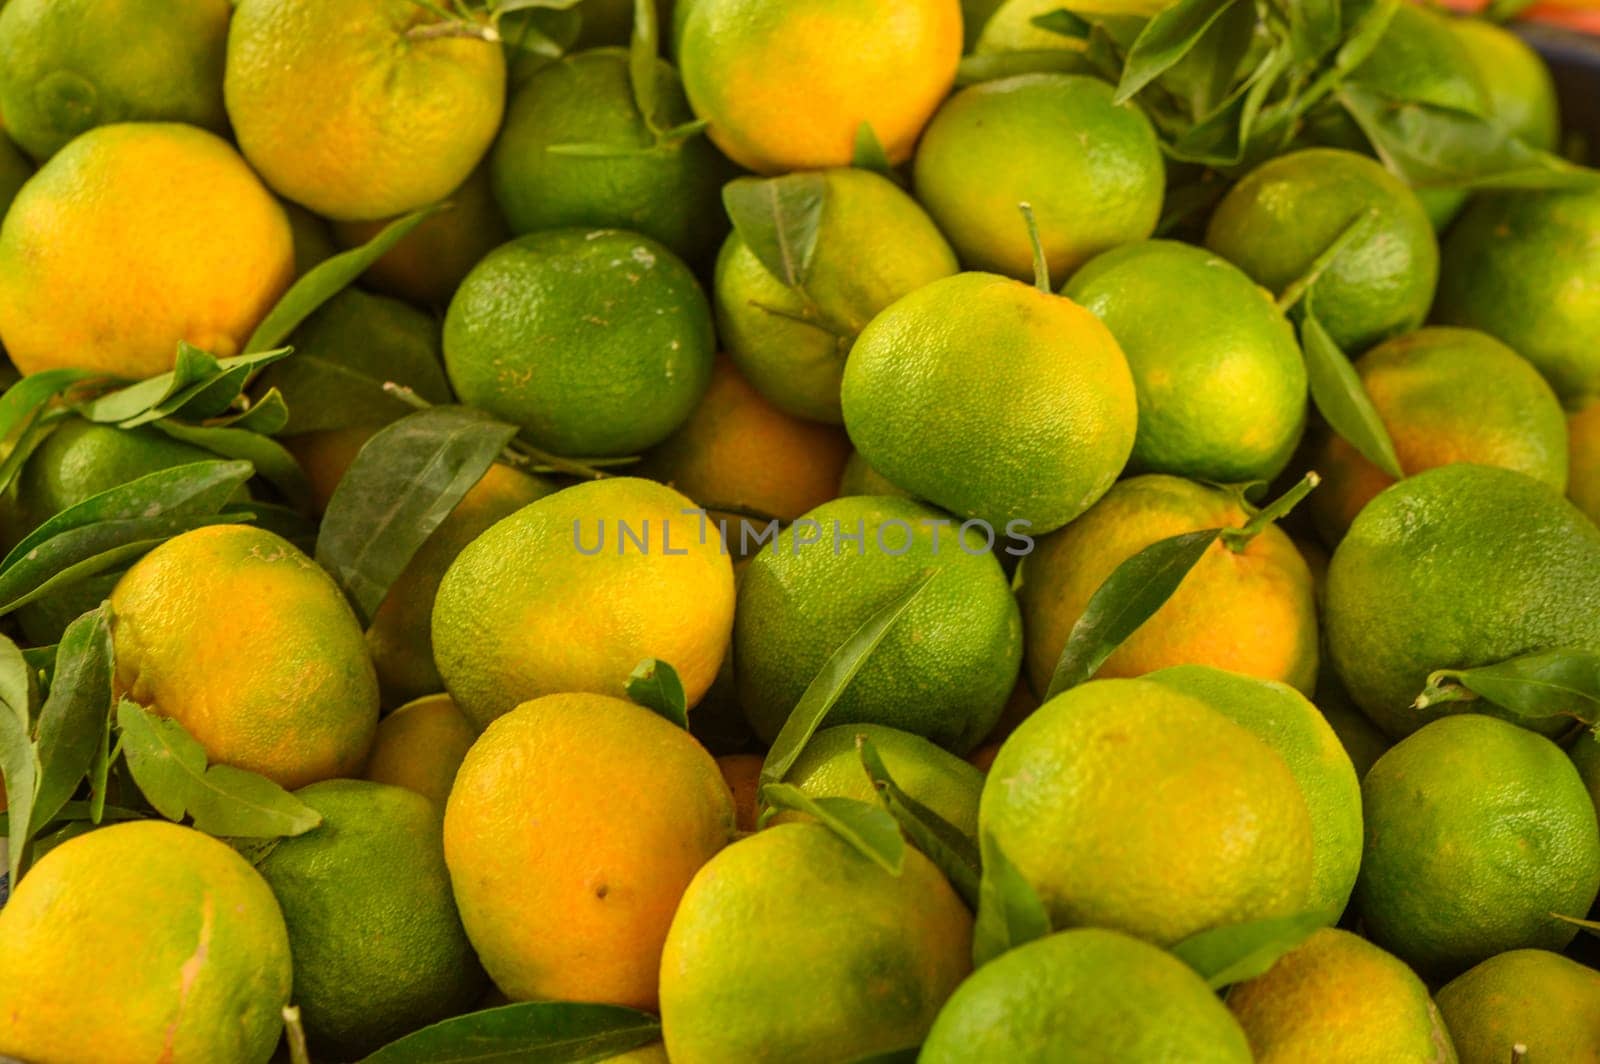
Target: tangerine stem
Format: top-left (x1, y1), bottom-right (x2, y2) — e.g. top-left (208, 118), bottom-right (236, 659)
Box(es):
top-left (406, 17), bottom-right (499, 42)
top-left (1019, 202), bottom-right (1051, 294)
top-left (1220, 471), bottom-right (1320, 553)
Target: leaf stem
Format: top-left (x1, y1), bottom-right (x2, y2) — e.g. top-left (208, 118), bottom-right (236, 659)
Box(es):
top-left (1221, 471), bottom-right (1320, 553)
top-left (1411, 672), bottom-right (1478, 710)
top-left (1277, 209), bottom-right (1378, 313)
top-left (381, 382), bottom-right (435, 411)
top-left (506, 439), bottom-right (624, 480)
top-left (283, 1006), bottom-right (312, 1064)
top-left (406, 17), bottom-right (500, 42)
top-left (1019, 203), bottom-right (1051, 294)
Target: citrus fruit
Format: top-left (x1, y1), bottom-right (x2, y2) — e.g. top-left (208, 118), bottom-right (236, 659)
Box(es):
top-left (1435, 187), bottom-right (1600, 401)
top-left (364, 694), bottom-right (478, 808)
top-left (838, 449), bottom-right (912, 498)
top-left (782, 722), bottom-right (985, 837)
top-left (432, 477), bottom-right (735, 730)
top-left (1324, 464), bottom-right (1600, 736)
top-left (715, 751), bottom-right (762, 833)
top-left (258, 287), bottom-right (453, 437)
top-left (1017, 475), bottom-right (1319, 697)
top-left (1437, 949), bottom-right (1600, 1064)
top-left (0, 122), bottom-right (293, 379)
top-left (920, 928), bottom-right (1252, 1064)
top-left (841, 272), bottom-right (1137, 533)
top-left (913, 73), bottom-right (1164, 281)
top-left (641, 354), bottom-right (852, 526)
top-left (1355, 713), bottom-right (1600, 979)
top-left (367, 461), bottom-right (553, 705)
top-left (1063, 239), bottom-right (1307, 484)
top-left (225, 0), bottom-right (507, 221)
top-left (713, 167), bottom-right (958, 424)
top-left (257, 780), bottom-right (484, 1058)
top-left (976, 0), bottom-right (1172, 53)
top-left (1205, 147), bottom-right (1438, 354)
top-left (0, 0), bottom-right (229, 160)
top-left (1450, 17), bottom-right (1562, 151)
top-left (111, 523), bottom-right (380, 789)
top-left (0, 127), bottom-right (28, 214)
top-left (1328, 3), bottom-right (1490, 228)
top-left (444, 692), bottom-right (735, 1008)
top-left (1147, 665), bottom-right (1362, 916)
top-left (678, 0), bottom-right (961, 174)
top-left (331, 164), bottom-right (509, 308)
top-left (1307, 326), bottom-right (1569, 541)
top-left (0, 821), bottom-right (292, 1064)
top-left (1225, 928), bottom-right (1457, 1063)
top-left (444, 228), bottom-right (714, 456)
top-left (491, 48), bottom-right (732, 265)
top-left (659, 820), bottom-right (972, 1062)
top-left (982, 677), bottom-right (1316, 944)
top-left (734, 495), bottom-right (1022, 753)
top-left (1572, 398), bottom-right (1600, 525)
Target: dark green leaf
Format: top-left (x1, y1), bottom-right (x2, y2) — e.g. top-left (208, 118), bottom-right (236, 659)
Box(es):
top-left (847, 1049), bottom-right (921, 1064)
top-left (1, 711), bottom-right (38, 883)
top-left (1339, 85), bottom-right (1600, 191)
top-left (207, 388), bottom-right (291, 435)
top-left (78, 347), bottom-right (292, 428)
top-left (1292, 0), bottom-right (1400, 113)
top-left (316, 406), bottom-right (517, 625)
top-left (0, 801), bottom-right (143, 834)
top-left (1043, 529), bottom-right (1223, 699)
top-left (2, 460), bottom-right (252, 573)
top-left (629, 0), bottom-right (660, 132)
top-left (857, 734), bottom-right (980, 907)
top-left (0, 408), bottom-right (67, 499)
top-left (1115, 0), bottom-right (1243, 104)
top-left (116, 700), bottom-right (322, 838)
top-left (0, 368), bottom-right (101, 441)
top-left (722, 174), bottom-right (828, 290)
top-left (625, 658), bottom-right (688, 728)
top-left (760, 571), bottom-right (938, 786)
top-left (1284, 0), bottom-right (1341, 62)
top-left (1413, 648), bottom-right (1600, 722)
top-left (759, 784), bottom-right (906, 875)
top-left (1032, 9), bottom-right (1091, 38)
top-left (0, 524), bottom-right (233, 617)
top-left (1300, 308), bottom-right (1403, 479)
top-left (1171, 908), bottom-right (1335, 988)
top-left (152, 421), bottom-right (313, 513)
top-left (246, 206), bottom-right (443, 353)
top-left (973, 830), bottom-right (1051, 968)
top-left (29, 607), bottom-right (113, 835)
top-left (359, 1001), bottom-right (660, 1064)
top-left (852, 123), bottom-right (893, 178)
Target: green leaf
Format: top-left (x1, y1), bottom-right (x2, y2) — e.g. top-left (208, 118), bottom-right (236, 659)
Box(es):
top-left (1299, 308), bottom-right (1403, 479)
top-left (857, 734), bottom-right (980, 907)
top-left (358, 1001), bottom-right (660, 1064)
top-left (78, 347), bottom-right (292, 428)
top-left (1043, 528), bottom-right (1223, 699)
top-left (625, 658), bottom-right (688, 728)
top-left (0, 368), bottom-right (102, 441)
top-left (1283, 0), bottom-right (1341, 63)
top-left (629, 0), bottom-right (660, 133)
top-left (1032, 8), bottom-right (1091, 38)
top-left (760, 570), bottom-right (938, 786)
top-left (29, 606), bottom-right (113, 835)
top-left (1413, 648), bottom-right (1600, 723)
top-left (1171, 908), bottom-right (1335, 988)
top-left (246, 205), bottom-right (443, 353)
top-left (847, 1049), bottom-right (921, 1064)
top-left (2, 460), bottom-right (252, 573)
top-left (0, 801), bottom-right (143, 834)
top-left (152, 421), bottom-right (313, 513)
top-left (116, 700), bottom-right (322, 839)
top-left (852, 122), bottom-right (893, 178)
top-left (0, 523), bottom-right (235, 617)
top-left (1339, 85), bottom-right (1600, 192)
top-left (972, 830), bottom-right (1051, 968)
top-left (759, 784), bottom-right (906, 875)
top-left (722, 173), bottom-right (828, 290)
top-left (0, 407), bottom-right (68, 499)
top-left (1115, 0), bottom-right (1244, 104)
top-left (207, 387), bottom-right (291, 435)
top-left (316, 406), bottom-right (518, 625)
top-left (1, 709), bottom-right (39, 882)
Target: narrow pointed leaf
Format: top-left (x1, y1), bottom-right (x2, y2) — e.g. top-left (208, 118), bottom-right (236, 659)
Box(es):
top-left (152, 421), bottom-right (313, 513)
top-left (1043, 528), bottom-right (1223, 699)
top-left (1415, 648), bottom-right (1600, 722)
top-left (247, 205), bottom-right (443, 352)
top-left (973, 830), bottom-right (1051, 968)
top-left (1300, 309), bottom-right (1403, 478)
top-left (29, 607), bottom-right (114, 834)
top-left (117, 700), bottom-right (322, 838)
top-left (1, 709), bottom-right (39, 882)
top-left (852, 122), bottom-right (893, 178)
top-left (316, 405), bottom-right (518, 624)
top-left (1032, 9), bottom-right (1091, 38)
top-left (858, 734), bottom-right (981, 907)
top-left (1171, 908), bottom-right (1336, 988)
top-left (1115, 0), bottom-right (1243, 104)
top-left (628, 0), bottom-right (660, 133)
top-left (0, 368), bottom-right (102, 441)
top-left (78, 348), bottom-right (292, 427)
top-left (0, 409), bottom-right (67, 502)
top-left (761, 570), bottom-right (938, 785)
top-left (760, 784), bottom-right (906, 875)
top-left (359, 1001), bottom-right (660, 1064)
top-left (0, 524), bottom-right (238, 616)
top-left (722, 174), bottom-right (828, 290)
top-left (625, 658), bottom-right (688, 728)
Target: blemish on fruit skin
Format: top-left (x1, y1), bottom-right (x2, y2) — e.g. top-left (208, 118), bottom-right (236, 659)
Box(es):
top-left (594, 883), bottom-right (610, 900)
